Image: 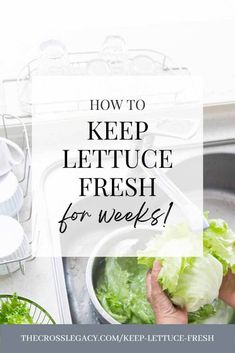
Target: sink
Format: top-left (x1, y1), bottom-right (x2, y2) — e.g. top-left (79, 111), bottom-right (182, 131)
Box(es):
top-left (63, 150), bottom-right (235, 324)
top-left (203, 153), bottom-right (235, 228)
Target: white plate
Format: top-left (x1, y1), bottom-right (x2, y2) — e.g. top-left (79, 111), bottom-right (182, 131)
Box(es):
top-left (0, 172), bottom-right (24, 216)
top-left (0, 215), bottom-right (24, 257)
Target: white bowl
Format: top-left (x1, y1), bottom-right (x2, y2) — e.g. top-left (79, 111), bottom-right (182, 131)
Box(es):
top-left (0, 138), bottom-right (25, 177)
top-left (0, 215), bottom-right (24, 257)
top-left (0, 172), bottom-right (24, 216)
top-left (86, 226), bottom-right (157, 324)
top-left (0, 215), bottom-right (28, 276)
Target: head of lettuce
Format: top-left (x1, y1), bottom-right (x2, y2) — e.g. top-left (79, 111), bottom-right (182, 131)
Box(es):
top-left (96, 216), bottom-right (235, 324)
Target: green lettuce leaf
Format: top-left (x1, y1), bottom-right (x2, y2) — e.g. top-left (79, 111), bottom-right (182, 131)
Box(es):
top-left (171, 255), bottom-right (223, 311)
top-left (0, 294), bottom-right (33, 324)
top-left (203, 218), bottom-right (235, 274)
top-left (96, 258), bottom-right (155, 324)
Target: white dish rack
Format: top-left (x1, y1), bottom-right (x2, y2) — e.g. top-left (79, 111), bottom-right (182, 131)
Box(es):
top-left (0, 114), bottom-right (35, 275)
top-left (1, 36), bottom-right (189, 117)
top-left (0, 115), bottom-right (72, 323)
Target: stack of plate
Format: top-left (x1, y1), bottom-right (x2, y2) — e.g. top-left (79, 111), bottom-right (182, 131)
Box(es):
top-left (0, 138), bottom-right (28, 275)
top-left (0, 172), bottom-right (24, 216)
top-left (0, 138), bottom-right (24, 217)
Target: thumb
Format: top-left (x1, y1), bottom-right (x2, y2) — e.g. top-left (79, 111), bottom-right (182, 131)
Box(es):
top-left (150, 261), bottom-right (174, 314)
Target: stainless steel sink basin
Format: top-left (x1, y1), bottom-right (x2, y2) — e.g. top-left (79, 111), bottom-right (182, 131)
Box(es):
top-left (203, 153), bottom-right (235, 228)
top-left (63, 151), bottom-right (235, 324)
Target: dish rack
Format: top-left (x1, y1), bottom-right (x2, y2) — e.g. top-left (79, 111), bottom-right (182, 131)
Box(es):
top-left (0, 114), bottom-right (35, 275)
top-left (1, 35), bottom-right (189, 117)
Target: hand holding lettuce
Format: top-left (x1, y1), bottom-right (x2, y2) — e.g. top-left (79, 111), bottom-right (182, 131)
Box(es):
top-left (96, 216), bottom-right (235, 324)
top-left (219, 270), bottom-right (235, 308)
top-left (146, 260), bottom-right (188, 324)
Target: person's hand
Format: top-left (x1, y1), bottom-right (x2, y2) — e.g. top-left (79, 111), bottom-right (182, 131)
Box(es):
top-left (219, 269), bottom-right (235, 308)
top-left (146, 260), bottom-right (188, 324)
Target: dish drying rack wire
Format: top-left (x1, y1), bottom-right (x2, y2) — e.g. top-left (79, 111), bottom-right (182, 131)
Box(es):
top-left (0, 114), bottom-right (38, 275)
top-left (13, 36), bottom-right (189, 117)
top-left (1, 36), bottom-right (190, 118)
